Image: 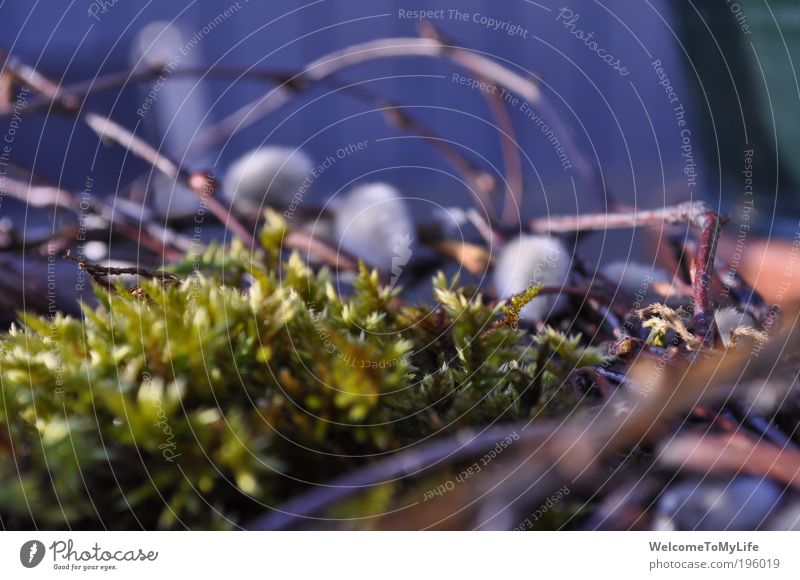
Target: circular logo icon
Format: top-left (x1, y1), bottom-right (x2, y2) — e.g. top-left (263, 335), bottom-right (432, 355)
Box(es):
top-left (20, 540), bottom-right (45, 568)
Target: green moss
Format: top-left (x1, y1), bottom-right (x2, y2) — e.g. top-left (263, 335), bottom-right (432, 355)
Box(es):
top-left (0, 214), bottom-right (606, 529)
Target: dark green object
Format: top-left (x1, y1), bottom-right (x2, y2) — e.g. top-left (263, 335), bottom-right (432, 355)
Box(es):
top-left (676, 0), bottom-right (800, 232)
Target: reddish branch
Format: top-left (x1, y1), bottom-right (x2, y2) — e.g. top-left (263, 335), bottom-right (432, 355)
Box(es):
top-left (691, 206), bottom-right (725, 345)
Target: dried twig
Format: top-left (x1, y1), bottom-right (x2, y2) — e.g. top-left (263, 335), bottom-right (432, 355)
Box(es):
top-left (418, 21), bottom-right (523, 227)
top-left (284, 230), bottom-right (357, 272)
top-left (185, 70), bottom-right (498, 220)
top-left (0, 173), bottom-right (187, 261)
top-left (64, 250), bottom-right (180, 289)
top-left (658, 432), bottom-right (800, 490)
top-left (1, 54), bottom-right (257, 248)
top-left (246, 422), bottom-right (530, 531)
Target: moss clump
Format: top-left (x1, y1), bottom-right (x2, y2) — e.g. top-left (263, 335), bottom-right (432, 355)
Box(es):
top-left (0, 213), bottom-right (605, 529)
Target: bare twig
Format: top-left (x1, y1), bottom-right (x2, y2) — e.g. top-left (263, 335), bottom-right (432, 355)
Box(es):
top-left (658, 432), bottom-right (800, 490)
top-left (84, 112), bottom-right (181, 180)
top-left (82, 113), bottom-right (255, 247)
top-left (185, 72), bottom-right (498, 220)
top-left (246, 422), bottom-right (530, 531)
top-left (691, 205), bottom-right (725, 345)
top-left (3, 53), bottom-right (61, 101)
top-left (418, 21), bottom-right (523, 227)
top-left (0, 173), bottom-right (187, 261)
top-left (64, 250), bottom-right (180, 288)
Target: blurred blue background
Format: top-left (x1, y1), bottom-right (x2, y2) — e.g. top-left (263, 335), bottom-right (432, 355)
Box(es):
top-left (1, 0), bottom-right (797, 257)
top-left (0, 1), bottom-right (688, 213)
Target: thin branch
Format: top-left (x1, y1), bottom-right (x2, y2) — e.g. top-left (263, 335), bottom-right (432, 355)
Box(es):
top-left (84, 112), bottom-right (180, 180)
top-left (418, 21), bottom-right (523, 227)
top-left (64, 250), bottom-right (180, 289)
top-left (185, 72), bottom-right (498, 220)
top-left (82, 113), bottom-right (256, 247)
top-left (302, 37), bottom-right (540, 102)
top-left (658, 432), bottom-right (800, 490)
top-left (0, 173), bottom-right (186, 261)
top-left (246, 422), bottom-right (531, 531)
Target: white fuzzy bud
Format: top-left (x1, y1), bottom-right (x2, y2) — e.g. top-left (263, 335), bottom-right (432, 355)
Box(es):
top-left (493, 235), bottom-right (571, 322)
top-left (601, 261), bottom-right (670, 298)
top-left (151, 175), bottom-right (201, 219)
top-left (223, 146), bottom-right (313, 215)
top-left (334, 183), bottom-right (414, 273)
top-left (714, 307), bottom-right (756, 347)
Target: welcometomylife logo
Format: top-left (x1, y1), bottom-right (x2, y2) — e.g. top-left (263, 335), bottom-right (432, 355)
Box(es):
top-left (19, 540), bottom-right (46, 568)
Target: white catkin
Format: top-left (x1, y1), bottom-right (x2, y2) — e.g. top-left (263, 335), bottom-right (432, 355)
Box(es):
top-left (152, 175), bottom-right (201, 219)
top-left (334, 182), bottom-right (414, 271)
top-left (223, 146), bottom-right (313, 215)
top-left (493, 235), bottom-right (571, 322)
top-left (714, 307), bottom-right (756, 347)
top-left (601, 261), bottom-right (670, 298)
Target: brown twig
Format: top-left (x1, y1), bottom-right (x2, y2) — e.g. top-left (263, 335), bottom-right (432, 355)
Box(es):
top-left (246, 422), bottom-right (531, 530)
top-left (83, 112), bottom-right (255, 247)
top-left (0, 172), bottom-right (187, 261)
top-left (658, 432), bottom-right (800, 490)
top-left (1, 53), bottom-right (256, 248)
top-left (64, 250), bottom-right (180, 289)
top-left (84, 112), bottom-right (181, 180)
top-left (185, 71), bottom-right (498, 221)
top-left (691, 205), bottom-right (725, 345)
top-left (0, 62), bottom-right (293, 120)
top-left (418, 21), bottom-right (523, 227)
